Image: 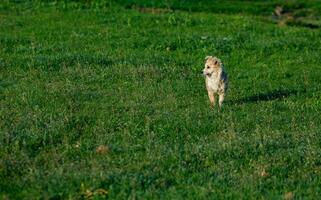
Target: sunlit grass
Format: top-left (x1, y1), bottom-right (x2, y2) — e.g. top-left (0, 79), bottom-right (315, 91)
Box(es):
top-left (1, 1), bottom-right (321, 199)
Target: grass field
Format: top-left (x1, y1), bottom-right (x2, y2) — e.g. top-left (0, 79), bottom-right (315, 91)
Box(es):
top-left (1, 0), bottom-right (321, 199)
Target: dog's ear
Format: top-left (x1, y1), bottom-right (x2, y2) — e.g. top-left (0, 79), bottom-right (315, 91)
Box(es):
top-left (205, 56), bottom-right (212, 60)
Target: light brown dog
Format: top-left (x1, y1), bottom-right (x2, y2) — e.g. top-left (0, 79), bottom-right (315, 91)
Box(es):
top-left (203, 56), bottom-right (228, 107)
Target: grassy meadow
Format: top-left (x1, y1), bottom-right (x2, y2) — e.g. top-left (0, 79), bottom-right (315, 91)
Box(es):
top-left (1, 0), bottom-right (321, 199)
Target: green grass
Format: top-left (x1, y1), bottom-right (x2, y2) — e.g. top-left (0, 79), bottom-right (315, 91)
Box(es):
top-left (1, 1), bottom-right (321, 199)
top-left (116, 0), bottom-right (321, 15)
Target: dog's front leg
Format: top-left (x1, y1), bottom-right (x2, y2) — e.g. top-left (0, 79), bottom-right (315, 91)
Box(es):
top-left (208, 91), bottom-right (215, 107)
top-left (219, 93), bottom-right (225, 108)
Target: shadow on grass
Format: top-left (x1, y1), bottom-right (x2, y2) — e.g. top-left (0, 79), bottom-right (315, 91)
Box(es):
top-left (233, 88), bottom-right (305, 104)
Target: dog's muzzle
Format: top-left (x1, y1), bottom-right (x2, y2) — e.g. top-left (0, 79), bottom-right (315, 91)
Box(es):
top-left (203, 71), bottom-right (211, 77)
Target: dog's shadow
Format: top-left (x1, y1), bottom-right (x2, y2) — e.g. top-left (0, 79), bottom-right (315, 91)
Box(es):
top-left (232, 88), bottom-right (305, 104)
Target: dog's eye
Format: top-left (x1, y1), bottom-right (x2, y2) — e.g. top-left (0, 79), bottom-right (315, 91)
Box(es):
top-left (207, 66), bottom-right (210, 69)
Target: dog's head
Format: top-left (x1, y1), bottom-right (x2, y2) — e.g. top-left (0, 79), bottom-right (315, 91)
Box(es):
top-left (203, 56), bottom-right (221, 76)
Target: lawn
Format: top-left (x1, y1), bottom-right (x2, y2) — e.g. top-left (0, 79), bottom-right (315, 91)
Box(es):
top-left (1, 0), bottom-right (321, 199)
